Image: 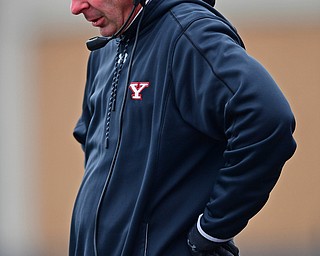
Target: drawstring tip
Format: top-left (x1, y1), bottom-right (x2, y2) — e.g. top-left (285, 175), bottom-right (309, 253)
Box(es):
top-left (105, 138), bottom-right (109, 149)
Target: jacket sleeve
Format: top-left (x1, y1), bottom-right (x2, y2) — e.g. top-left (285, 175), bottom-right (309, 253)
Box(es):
top-left (172, 17), bottom-right (296, 239)
top-left (73, 53), bottom-right (95, 148)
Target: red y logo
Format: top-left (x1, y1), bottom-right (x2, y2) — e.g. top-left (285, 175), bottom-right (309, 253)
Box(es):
top-left (129, 82), bottom-right (150, 100)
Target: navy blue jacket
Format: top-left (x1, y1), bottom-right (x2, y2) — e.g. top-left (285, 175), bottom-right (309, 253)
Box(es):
top-left (70, 0), bottom-right (296, 255)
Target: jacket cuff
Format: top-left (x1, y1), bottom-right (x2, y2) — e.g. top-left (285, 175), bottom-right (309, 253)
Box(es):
top-left (197, 214), bottom-right (232, 243)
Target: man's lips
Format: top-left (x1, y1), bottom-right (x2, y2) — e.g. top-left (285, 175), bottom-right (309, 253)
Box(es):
top-left (88, 16), bottom-right (104, 27)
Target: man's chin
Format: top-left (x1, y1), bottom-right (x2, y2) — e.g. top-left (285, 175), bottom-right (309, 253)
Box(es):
top-left (99, 28), bottom-right (114, 38)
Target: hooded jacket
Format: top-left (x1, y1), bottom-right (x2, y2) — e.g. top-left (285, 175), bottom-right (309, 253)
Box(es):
top-left (70, 0), bottom-right (296, 255)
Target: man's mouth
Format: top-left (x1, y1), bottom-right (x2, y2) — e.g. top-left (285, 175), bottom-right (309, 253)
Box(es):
top-left (89, 16), bottom-right (104, 27)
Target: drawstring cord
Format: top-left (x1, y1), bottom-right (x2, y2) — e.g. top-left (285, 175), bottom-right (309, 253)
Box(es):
top-left (105, 37), bottom-right (129, 149)
top-left (104, 6), bottom-right (145, 149)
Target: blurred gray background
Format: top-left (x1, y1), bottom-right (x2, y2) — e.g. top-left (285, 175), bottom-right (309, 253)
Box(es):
top-left (1, 0), bottom-right (319, 255)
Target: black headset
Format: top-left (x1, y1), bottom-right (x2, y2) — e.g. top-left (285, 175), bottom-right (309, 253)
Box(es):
top-left (86, 0), bottom-right (146, 51)
top-left (204, 0), bottom-right (215, 6)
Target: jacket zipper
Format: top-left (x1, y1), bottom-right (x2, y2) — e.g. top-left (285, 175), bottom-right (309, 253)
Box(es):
top-left (93, 38), bottom-right (130, 256)
top-left (144, 223), bottom-right (149, 256)
top-left (92, 8), bottom-right (144, 252)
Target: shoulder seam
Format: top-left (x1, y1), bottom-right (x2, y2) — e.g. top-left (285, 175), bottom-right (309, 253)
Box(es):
top-left (169, 9), bottom-right (236, 95)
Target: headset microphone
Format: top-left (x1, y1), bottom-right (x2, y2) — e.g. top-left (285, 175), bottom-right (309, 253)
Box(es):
top-left (86, 36), bottom-right (112, 51)
top-left (86, 0), bottom-right (146, 51)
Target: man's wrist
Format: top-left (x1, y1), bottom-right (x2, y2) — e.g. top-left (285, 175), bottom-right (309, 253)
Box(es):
top-left (196, 214), bottom-right (232, 243)
top-left (187, 214), bottom-right (240, 255)
top-left (187, 219), bottom-right (221, 253)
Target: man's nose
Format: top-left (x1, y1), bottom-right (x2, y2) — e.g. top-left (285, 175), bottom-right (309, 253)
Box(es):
top-left (70, 0), bottom-right (89, 15)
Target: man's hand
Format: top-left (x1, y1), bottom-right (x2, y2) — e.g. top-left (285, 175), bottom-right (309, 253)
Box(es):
top-left (187, 224), bottom-right (239, 256)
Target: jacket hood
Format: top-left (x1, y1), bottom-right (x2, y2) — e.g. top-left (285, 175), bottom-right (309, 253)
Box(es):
top-left (143, 0), bottom-right (215, 22)
top-left (124, 0), bottom-right (244, 48)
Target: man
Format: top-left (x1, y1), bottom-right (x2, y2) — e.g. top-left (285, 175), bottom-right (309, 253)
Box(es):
top-left (69, 0), bottom-right (296, 255)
